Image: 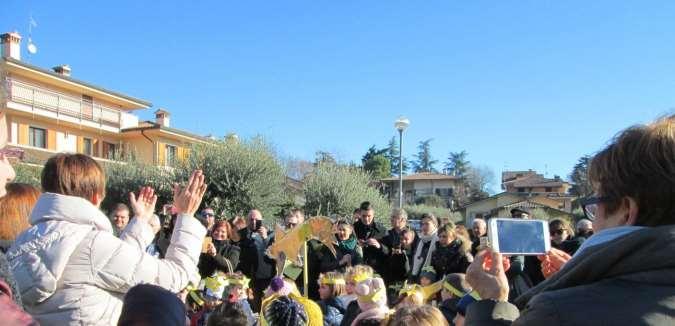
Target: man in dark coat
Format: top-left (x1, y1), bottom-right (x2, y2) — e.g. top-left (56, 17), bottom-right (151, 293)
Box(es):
top-left (352, 202), bottom-right (386, 274)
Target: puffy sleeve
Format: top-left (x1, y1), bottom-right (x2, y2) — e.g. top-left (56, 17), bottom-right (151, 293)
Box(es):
top-left (89, 214), bottom-right (206, 293)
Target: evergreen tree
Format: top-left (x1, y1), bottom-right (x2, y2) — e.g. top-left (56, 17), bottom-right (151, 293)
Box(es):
top-left (385, 136), bottom-right (409, 176)
top-left (569, 155), bottom-right (592, 196)
top-left (413, 139), bottom-right (438, 173)
top-left (363, 154), bottom-right (392, 180)
top-left (445, 150), bottom-right (470, 177)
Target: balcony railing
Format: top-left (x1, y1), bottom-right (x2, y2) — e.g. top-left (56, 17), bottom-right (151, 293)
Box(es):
top-left (4, 77), bottom-right (122, 127)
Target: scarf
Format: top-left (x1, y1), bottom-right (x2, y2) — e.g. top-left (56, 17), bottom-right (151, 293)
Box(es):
top-left (412, 231), bottom-right (438, 276)
top-left (338, 235), bottom-right (358, 251)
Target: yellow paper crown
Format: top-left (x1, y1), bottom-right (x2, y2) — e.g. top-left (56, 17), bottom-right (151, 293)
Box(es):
top-left (225, 274), bottom-right (250, 289)
top-left (204, 275), bottom-right (228, 293)
top-left (358, 286), bottom-right (385, 303)
top-left (442, 281), bottom-right (481, 300)
top-left (351, 271), bottom-right (371, 284)
top-left (319, 275), bottom-right (346, 286)
top-left (399, 280), bottom-right (443, 301)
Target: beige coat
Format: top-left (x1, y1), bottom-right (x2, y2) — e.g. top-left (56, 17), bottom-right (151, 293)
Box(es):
top-left (8, 193), bottom-right (206, 325)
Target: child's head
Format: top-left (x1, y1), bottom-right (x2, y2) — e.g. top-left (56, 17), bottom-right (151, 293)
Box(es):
top-left (318, 272), bottom-right (346, 300)
top-left (440, 273), bottom-right (471, 301)
top-left (223, 272), bottom-right (250, 301)
top-left (419, 266), bottom-right (437, 285)
top-left (345, 265), bottom-right (373, 295)
top-left (206, 297), bottom-right (248, 326)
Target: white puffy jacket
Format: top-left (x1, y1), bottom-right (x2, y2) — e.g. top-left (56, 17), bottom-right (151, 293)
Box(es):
top-left (7, 193), bottom-right (206, 325)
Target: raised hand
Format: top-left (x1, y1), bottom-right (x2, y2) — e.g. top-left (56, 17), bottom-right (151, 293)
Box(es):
top-left (172, 170), bottom-right (208, 216)
top-left (538, 248), bottom-right (571, 278)
top-left (466, 249), bottom-right (510, 301)
top-left (129, 186), bottom-right (158, 221)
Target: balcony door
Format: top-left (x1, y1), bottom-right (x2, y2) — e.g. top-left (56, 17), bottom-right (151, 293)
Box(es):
top-left (82, 95), bottom-right (93, 120)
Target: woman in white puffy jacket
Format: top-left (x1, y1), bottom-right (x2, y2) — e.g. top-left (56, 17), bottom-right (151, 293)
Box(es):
top-left (7, 153), bottom-right (208, 325)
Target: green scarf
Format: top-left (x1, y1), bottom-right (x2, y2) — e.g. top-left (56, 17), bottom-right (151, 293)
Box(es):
top-left (338, 235), bottom-right (357, 251)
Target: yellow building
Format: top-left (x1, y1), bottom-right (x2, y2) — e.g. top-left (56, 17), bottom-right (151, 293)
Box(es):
top-left (1, 32), bottom-right (206, 166)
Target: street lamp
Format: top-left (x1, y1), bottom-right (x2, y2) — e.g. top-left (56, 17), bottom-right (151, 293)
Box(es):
top-left (394, 116), bottom-right (410, 208)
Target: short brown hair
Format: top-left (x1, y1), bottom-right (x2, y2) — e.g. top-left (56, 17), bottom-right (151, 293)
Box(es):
top-left (41, 153), bottom-right (106, 202)
top-left (0, 183), bottom-right (40, 240)
top-left (588, 114), bottom-right (675, 226)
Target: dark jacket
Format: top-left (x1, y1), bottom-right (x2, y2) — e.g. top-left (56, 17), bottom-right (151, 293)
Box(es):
top-left (466, 225), bottom-right (675, 326)
top-left (430, 240), bottom-right (472, 279)
top-left (552, 236), bottom-right (585, 256)
top-left (319, 297), bottom-right (347, 326)
top-left (340, 300), bottom-right (360, 326)
top-left (197, 239), bottom-right (240, 278)
top-left (235, 228), bottom-right (275, 280)
top-left (440, 297), bottom-right (461, 325)
top-left (353, 220), bottom-right (386, 273)
top-left (319, 236), bottom-right (363, 274)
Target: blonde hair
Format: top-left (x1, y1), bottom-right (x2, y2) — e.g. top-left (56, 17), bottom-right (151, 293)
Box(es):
top-left (384, 305), bottom-right (449, 326)
top-left (345, 265), bottom-right (373, 283)
top-left (0, 183), bottom-right (40, 240)
top-left (438, 224), bottom-right (472, 253)
top-left (318, 272), bottom-right (346, 297)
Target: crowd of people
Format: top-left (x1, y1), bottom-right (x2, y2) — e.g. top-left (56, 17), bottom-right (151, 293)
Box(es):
top-left (0, 114), bottom-right (672, 325)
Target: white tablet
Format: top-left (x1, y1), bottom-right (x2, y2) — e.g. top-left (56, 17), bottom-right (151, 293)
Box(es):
top-left (488, 217), bottom-right (550, 255)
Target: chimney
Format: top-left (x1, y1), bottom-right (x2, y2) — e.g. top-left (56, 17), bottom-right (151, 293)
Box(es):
top-left (52, 65), bottom-right (72, 77)
top-left (1, 32), bottom-right (21, 60)
top-left (154, 109), bottom-right (170, 127)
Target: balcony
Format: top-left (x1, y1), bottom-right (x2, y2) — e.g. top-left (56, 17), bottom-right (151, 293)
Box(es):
top-left (3, 77), bottom-right (136, 130)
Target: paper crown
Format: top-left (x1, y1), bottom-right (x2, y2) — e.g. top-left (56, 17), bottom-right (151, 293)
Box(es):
top-left (420, 265), bottom-right (436, 275)
top-left (358, 285), bottom-right (385, 303)
top-left (319, 274), bottom-right (346, 286)
top-left (442, 280), bottom-right (481, 300)
top-left (204, 275), bottom-right (229, 299)
top-left (225, 274), bottom-right (251, 289)
top-left (399, 280), bottom-right (443, 301)
top-left (351, 271), bottom-right (371, 284)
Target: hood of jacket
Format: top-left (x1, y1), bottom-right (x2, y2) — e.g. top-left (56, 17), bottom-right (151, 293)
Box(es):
top-left (7, 193), bottom-right (113, 305)
top-left (515, 224), bottom-right (675, 308)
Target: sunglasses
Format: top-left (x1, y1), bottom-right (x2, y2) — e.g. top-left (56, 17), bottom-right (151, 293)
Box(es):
top-left (580, 196), bottom-right (614, 221)
top-left (0, 148), bottom-right (24, 161)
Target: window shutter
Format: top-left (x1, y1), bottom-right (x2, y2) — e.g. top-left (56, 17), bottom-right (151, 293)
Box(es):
top-left (93, 139), bottom-right (100, 157)
top-left (77, 136), bottom-right (83, 153)
top-left (157, 142), bottom-right (166, 166)
top-left (47, 130), bottom-right (56, 150)
top-left (18, 124), bottom-right (29, 145)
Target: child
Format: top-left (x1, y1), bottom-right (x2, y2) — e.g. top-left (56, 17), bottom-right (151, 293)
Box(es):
top-left (340, 265), bottom-right (374, 326)
top-left (438, 273), bottom-right (473, 324)
top-left (317, 272), bottom-right (347, 326)
top-left (352, 276), bottom-right (390, 326)
top-left (260, 276), bottom-right (323, 326)
top-left (190, 274), bottom-right (229, 326)
top-left (452, 294), bottom-right (477, 326)
top-left (223, 273), bottom-right (256, 326)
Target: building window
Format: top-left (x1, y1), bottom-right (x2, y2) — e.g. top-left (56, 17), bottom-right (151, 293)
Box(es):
top-left (545, 187), bottom-right (552, 192)
top-left (435, 188), bottom-right (454, 197)
top-left (165, 145), bottom-right (177, 167)
top-left (517, 187), bottom-right (525, 193)
top-left (29, 127), bottom-right (46, 148)
top-left (103, 142), bottom-right (118, 160)
top-left (83, 138), bottom-right (93, 156)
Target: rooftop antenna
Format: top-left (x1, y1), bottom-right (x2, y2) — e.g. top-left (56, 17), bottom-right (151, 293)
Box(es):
top-left (26, 14), bottom-right (38, 56)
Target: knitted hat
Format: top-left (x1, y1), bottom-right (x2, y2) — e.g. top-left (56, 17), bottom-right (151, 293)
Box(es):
top-left (118, 284), bottom-right (186, 326)
top-left (263, 296), bottom-right (308, 326)
top-left (419, 265), bottom-right (437, 282)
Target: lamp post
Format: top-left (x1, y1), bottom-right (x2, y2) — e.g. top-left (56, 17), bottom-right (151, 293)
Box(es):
top-left (394, 117), bottom-right (410, 208)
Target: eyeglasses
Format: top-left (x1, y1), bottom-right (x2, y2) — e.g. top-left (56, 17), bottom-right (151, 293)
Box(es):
top-left (0, 148), bottom-right (24, 161)
top-left (580, 196), bottom-right (613, 221)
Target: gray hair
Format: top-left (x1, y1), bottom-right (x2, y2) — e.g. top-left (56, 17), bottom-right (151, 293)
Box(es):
top-left (576, 219), bottom-right (593, 231)
top-left (391, 208), bottom-right (408, 221)
top-left (472, 218), bottom-right (486, 227)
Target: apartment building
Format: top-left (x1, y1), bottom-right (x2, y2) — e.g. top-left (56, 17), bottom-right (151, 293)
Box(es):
top-left (1, 31), bottom-right (206, 166)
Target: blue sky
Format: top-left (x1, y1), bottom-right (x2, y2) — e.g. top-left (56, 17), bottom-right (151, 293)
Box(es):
top-left (3, 1), bottom-right (673, 192)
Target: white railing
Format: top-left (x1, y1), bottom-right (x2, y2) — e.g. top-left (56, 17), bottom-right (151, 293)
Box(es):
top-left (5, 77), bottom-right (122, 127)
